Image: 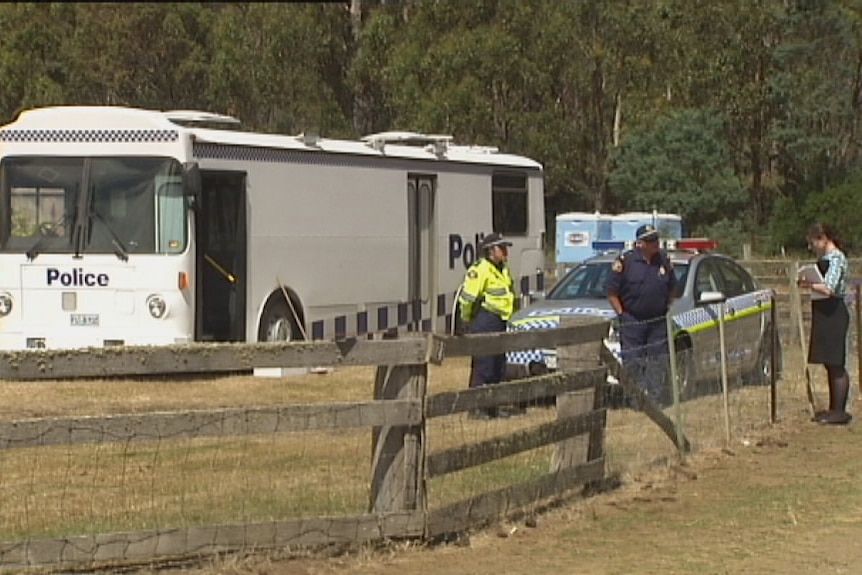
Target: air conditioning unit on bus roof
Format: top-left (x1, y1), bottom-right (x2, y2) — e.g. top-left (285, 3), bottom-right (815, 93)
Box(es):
top-left (164, 110), bottom-right (241, 126)
top-left (362, 131), bottom-right (453, 153)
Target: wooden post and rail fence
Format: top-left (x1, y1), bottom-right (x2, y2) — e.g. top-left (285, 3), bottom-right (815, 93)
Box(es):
top-left (0, 318), bottom-right (616, 570)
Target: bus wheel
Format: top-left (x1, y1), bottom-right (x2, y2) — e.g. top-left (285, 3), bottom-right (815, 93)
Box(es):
top-left (258, 297), bottom-right (301, 343)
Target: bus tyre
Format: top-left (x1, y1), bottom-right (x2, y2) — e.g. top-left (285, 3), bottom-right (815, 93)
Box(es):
top-left (258, 297), bottom-right (300, 343)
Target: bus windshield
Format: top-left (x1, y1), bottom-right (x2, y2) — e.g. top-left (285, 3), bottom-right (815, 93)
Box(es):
top-left (0, 157), bottom-right (187, 257)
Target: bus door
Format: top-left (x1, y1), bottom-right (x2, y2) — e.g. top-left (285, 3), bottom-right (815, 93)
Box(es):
top-left (195, 172), bottom-right (248, 342)
top-left (407, 174), bottom-right (437, 332)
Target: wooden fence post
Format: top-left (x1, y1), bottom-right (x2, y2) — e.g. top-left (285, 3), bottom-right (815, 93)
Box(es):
top-left (770, 292), bottom-right (778, 424)
top-left (551, 317), bottom-right (604, 472)
top-left (370, 361), bottom-right (427, 513)
top-left (788, 260), bottom-right (801, 346)
top-left (855, 284), bottom-right (861, 398)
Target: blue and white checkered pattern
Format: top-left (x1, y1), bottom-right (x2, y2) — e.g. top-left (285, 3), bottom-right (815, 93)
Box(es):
top-left (0, 129), bottom-right (179, 143)
top-left (507, 317), bottom-right (559, 366)
top-left (507, 314), bottom-right (622, 368)
top-left (672, 291), bottom-right (770, 331)
top-left (672, 306), bottom-right (716, 330)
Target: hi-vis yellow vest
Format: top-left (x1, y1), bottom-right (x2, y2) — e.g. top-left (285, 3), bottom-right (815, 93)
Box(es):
top-left (459, 258), bottom-right (515, 322)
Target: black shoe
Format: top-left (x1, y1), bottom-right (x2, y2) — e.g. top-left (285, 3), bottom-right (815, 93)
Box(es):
top-left (813, 409), bottom-right (829, 421)
top-left (816, 411), bottom-right (852, 425)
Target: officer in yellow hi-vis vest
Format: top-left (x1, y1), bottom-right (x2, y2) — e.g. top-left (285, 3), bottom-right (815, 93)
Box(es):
top-left (459, 233), bottom-right (516, 419)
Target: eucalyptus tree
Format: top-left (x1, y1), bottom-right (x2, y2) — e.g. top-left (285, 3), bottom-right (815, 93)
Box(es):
top-left (0, 3), bottom-right (77, 120)
top-left (207, 3), bottom-right (353, 135)
top-left (608, 108), bottom-right (746, 235)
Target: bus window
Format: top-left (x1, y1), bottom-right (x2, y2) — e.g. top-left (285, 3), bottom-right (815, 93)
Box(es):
top-left (1, 157), bottom-right (186, 256)
top-left (492, 172), bottom-right (528, 235)
top-left (10, 187), bottom-right (67, 237)
top-left (86, 158), bottom-right (185, 255)
top-left (0, 157), bottom-right (82, 254)
top-left (155, 176), bottom-right (186, 254)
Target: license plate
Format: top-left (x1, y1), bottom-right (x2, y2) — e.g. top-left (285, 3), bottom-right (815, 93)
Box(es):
top-left (70, 314), bottom-right (99, 327)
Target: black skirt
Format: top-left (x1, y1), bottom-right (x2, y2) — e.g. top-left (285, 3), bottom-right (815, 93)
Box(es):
top-left (808, 297), bottom-right (849, 366)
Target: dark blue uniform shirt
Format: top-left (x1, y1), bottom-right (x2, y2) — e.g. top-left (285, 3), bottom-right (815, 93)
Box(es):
top-left (604, 248), bottom-right (677, 320)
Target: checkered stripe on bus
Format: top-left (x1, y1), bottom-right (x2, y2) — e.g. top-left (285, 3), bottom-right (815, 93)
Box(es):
top-left (307, 272), bottom-right (546, 341)
top-left (0, 129), bottom-right (179, 143)
top-left (310, 297), bottom-right (450, 341)
top-left (195, 142), bottom-right (423, 169)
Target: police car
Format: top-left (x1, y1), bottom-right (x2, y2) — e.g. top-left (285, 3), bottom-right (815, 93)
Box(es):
top-left (507, 239), bottom-right (781, 396)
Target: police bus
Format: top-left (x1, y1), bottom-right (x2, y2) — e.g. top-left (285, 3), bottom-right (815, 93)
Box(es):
top-left (0, 106), bottom-right (546, 350)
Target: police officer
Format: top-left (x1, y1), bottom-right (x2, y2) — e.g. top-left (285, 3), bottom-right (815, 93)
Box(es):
top-left (459, 232), bottom-right (516, 419)
top-left (604, 224), bottom-right (677, 404)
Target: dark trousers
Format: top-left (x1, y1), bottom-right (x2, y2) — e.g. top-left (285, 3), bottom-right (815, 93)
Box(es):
top-left (619, 314), bottom-right (669, 403)
top-left (469, 308), bottom-right (507, 388)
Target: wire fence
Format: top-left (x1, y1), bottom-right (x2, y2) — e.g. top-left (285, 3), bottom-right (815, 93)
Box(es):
top-left (0, 415), bottom-right (375, 542)
top-left (597, 301), bottom-right (779, 477)
top-left (598, 286), bottom-right (862, 485)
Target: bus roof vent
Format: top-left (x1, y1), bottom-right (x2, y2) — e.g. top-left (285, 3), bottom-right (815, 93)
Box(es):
top-left (456, 144), bottom-right (499, 154)
top-left (362, 131), bottom-right (453, 153)
top-left (295, 132), bottom-right (321, 147)
top-left (164, 110), bottom-right (241, 126)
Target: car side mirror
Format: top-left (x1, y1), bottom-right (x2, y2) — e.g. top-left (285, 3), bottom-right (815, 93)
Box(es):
top-left (698, 290), bottom-right (726, 305)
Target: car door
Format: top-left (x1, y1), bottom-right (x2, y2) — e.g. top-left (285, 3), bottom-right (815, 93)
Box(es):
top-left (689, 258), bottom-right (725, 381)
top-left (716, 259), bottom-right (762, 378)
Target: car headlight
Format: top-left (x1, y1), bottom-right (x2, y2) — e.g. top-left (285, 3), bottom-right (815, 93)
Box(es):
top-left (0, 292), bottom-right (12, 317)
top-left (146, 294), bottom-right (168, 319)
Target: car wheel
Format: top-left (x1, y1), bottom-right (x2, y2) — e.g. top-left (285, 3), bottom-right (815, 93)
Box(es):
top-left (675, 343), bottom-right (697, 400)
top-left (747, 327), bottom-right (778, 386)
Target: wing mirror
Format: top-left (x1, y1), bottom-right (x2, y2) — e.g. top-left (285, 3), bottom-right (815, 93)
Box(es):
top-left (698, 290), bottom-right (727, 305)
top-left (183, 162), bottom-right (202, 209)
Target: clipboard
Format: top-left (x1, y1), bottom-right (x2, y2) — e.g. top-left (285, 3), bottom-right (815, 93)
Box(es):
top-left (797, 263), bottom-right (828, 300)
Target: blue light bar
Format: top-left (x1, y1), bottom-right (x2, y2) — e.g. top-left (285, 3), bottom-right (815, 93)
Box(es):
top-left (592, 240), bottom-right (626, 250)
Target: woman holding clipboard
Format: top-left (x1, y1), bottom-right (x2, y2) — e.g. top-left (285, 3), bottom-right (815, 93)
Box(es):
top-left (798, 223), bottom-right (851, 424)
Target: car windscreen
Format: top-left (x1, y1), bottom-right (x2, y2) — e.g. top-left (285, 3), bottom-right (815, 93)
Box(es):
top-left (547, 260), bottom-right (689, 300)
top-left (546, 262), bottom-right (612, 300)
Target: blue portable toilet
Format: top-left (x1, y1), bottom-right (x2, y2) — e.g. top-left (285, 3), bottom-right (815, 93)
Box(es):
top-left (555, 211), bottom-right (612, 275)
top-left (612, 212), bottom-right (655, 241)
top-left (653, 212), bottom-right (683, 239)
top-left (613, 211), bottom-right (683, 241)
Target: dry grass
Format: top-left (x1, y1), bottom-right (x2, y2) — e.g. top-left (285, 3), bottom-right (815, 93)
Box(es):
top-left (0, 345), bottom-right (836, 544)
top-left (0, 359), bottom-right (560, 540)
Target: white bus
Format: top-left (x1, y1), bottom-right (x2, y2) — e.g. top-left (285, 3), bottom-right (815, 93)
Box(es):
top-left (0, 106), bottom-right (546, 350)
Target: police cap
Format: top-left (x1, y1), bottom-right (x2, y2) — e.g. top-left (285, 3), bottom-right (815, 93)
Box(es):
top-left (480, 233), bottom-right (513, 250)
top-left (636, 224), bottom-right (659, 242)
